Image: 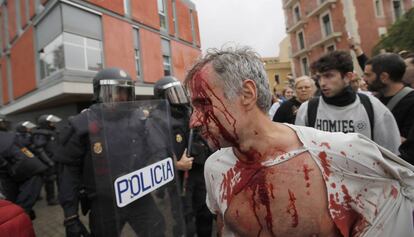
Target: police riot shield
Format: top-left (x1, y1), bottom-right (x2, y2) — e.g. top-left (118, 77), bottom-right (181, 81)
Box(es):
top-left (87, 100), bottom-right (185, 237)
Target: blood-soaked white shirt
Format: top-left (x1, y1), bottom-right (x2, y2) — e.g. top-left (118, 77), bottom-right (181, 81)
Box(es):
top-left (204, 124), bottom-right (414, 237)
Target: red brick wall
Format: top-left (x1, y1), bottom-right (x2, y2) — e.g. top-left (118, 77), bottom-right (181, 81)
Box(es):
top-left (10, 27), bottom-right (36, 99)
top-left (353, 0), bottom-right (380, 57)
top-left (29, 0), bottom-right (36, 19)
top-left (1, 57), bottom-right (8, 104)
top-left (139, 28), bottom-right (163, 83)
top-left (131, 0), bottom-right (159, 30)
top-left (0, 12), bottom-right (5, 50)
top-left (192, 10), bottom-right (200, 47)
top-left (171, 40), bottom-right (200, 81)
top-left (176, 0), bottom-right (192, 43)
top-left (20, 0), bottom-right (28, 28)
top-left (87, 0), bottom-right (124, 15)
top-left (102, 15), bottom-right (137, 80)
top-left (7, 0), bottom-right (17, 42)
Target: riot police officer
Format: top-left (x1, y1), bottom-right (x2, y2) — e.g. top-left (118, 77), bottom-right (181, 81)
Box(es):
top-left (57, 68), bottom-right (167, 237)
top-left (32, 114), bottom-right (62, 205)
top-left (0, 119), bottom-right (46, 220)
top-left (150, 76), bottom-right (213, 237)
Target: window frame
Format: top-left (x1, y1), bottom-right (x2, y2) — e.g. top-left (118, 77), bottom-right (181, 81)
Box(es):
top-left (157, 0), bottom-right (168, 31)
top-left (161, 38), bottom-right (172, 76)
top-left (374, 0), bottom-right (384, 17)
top-left (320, 10), bottom-right (333, 37)
top-left (296, 30), bottom-right (306, 50)
top-left (133, 27), bottom-right (143, 82)
top-left (292, 2), bottom-right (301, 23)
top-left (300, 56), bottom-right (309, 76)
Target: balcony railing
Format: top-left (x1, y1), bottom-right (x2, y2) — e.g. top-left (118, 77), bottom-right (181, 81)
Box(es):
top-left (292, 47), bottom-right (309, 58)
top-left (309, 32), bottom-right (342, 49)
top-left (306, 0), bottom-right (337, 18)
top-left (283, 0), bottom-right (299, 9)
top-left (286, 18), bottom-right (307, 33)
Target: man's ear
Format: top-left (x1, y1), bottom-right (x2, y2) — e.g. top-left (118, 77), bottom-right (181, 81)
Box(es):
top-left (380, 72), bottom-right (390, 83)
top-left (343, 72), bottom-right (354, 84)
top-left (241, 79), bottom-right (257, 110)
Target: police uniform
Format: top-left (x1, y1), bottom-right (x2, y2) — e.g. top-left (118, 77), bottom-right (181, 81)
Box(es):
top-left (0, 130), bottom-right (45, 219)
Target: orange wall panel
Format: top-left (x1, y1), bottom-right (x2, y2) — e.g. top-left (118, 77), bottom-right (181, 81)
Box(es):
top-left (102, 15), bottom-right (137, 80)
top-left (20, 0), bottom-right (28, 27)
top-left (131, 0), bottom-right (159, 30)
top-left (29, 0), bottom-right (36, 19)
top-left (87, 0), bottom-right (124, 15)
top-left (171, 41), bottom-right (200, 81)
top-left (0, 13), bottom-right (5, 50)
top-left (10, 27), bottom-right (36, 99)
top-left (1, 57), bottom-right (8, 104)
top-left (7, 0), bottom-right (17, 41)
top-left (140, 28), bottom-right (163, 83)
top-left (192, 10), bottom-right (200, 47)
top-left (176, 0), bottom-right (192, 43)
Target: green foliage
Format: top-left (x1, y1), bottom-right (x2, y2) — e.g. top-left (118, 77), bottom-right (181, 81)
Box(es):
top-left (373, 8), bottom-right (414, 55)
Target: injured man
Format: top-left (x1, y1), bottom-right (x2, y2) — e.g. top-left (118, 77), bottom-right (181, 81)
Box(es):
top-left (184, 46), bottom-right (414, 237)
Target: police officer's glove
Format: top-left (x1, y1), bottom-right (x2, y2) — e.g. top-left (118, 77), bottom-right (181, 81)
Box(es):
top-left (64, 215), bottom-right (90, 237)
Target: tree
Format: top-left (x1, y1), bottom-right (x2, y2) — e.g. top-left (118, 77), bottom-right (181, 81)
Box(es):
top-left (373, 8), bottom-right (414, 55)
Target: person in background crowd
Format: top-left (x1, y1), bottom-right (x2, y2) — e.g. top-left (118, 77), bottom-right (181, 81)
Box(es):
top-left (272, 76), bottom-right (315, 124)
top-left (350, 73), bottom-right (372, 96)
top-left (185, 46), bottom-right (414, 237)
top-left (364, 53), bottom-right (414, 143)
top-left (268, 88), bottom-right (282, 119)
top-left (402, 53), bottom-right (414, 88)
top-left (32, 114), bottom-right (62, 206)
top-left (296, 51), bottom-right (400, 154)
top-left (280, 86), bottom-right (294, 102)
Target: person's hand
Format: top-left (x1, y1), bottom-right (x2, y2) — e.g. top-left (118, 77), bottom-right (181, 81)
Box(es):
top-left (176, 149), bottom-right (194, 171)
top-left (65, 217), bottom-right (90, 237)
top-left (347, 37), bottom-right (364, 56)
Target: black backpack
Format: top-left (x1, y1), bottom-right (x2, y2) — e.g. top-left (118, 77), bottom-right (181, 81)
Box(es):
top-left (306, 93), bottom-right (374, 139)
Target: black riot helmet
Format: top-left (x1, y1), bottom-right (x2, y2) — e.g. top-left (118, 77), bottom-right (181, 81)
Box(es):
top-left (0, 114), bottom-right (10, 131)
top-left (92, 68), bottom-right (135, 103)
top-left (15, 121), bottom-right (37, 133)
top-left (153, 76), bottom-right (189, 105)
top-left (37, 114), bottom-right (62, 130)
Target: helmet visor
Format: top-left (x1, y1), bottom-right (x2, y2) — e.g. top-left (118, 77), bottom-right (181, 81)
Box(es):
top-left (46, 115), bottom-right (62, 123)
top-left (99, 80), bottom-right (135, 103)
top-left (163, 81), bottom-right (189, 105)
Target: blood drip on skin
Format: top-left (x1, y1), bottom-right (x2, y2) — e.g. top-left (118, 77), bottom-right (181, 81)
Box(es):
top-left (303, 164), bottom-right (313, 188)
top-left (286, 189), bottom-right (299, 227)
top-left (320, 142), bottom-right (331, 149)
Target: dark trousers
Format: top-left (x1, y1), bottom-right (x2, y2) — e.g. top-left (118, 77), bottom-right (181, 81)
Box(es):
top-left (88, 195), bottom-right (166, 237)
top-left (183, 166), bottom-right (213, 237)
top-left (0, 174), bottom-right (42, 212)
top-left (43, 166), bottom-right (57, 202)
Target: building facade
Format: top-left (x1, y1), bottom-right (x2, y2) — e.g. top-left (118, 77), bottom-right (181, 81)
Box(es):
top-left (283, 0), bottom-right (413, 77)
top-left (263, 36), bottom-right (293, 95)
top-left (0, 0), bottom-right (200, 122)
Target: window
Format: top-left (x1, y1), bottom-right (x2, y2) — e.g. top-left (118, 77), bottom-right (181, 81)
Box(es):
top-left (36, 4), bottom-right (103, 79)
top-left (326, 44), bottom-right (336, 52)
top-left (374, 0), bottom-right (384, 17)
top-left (293, 4), bottom-right (301, 23)
top-left (190, 9), bottom-right (196, 45)
top-left (15, 0), bottom-right (22, 33)
top-left (123, 0), bottom-right (131, 16)
top-left (133, 28), bottom-right (143, 81)
top-left (2, 5), bottom-right (9, 48)
top-left (63, 32), bottom-right (102, 71)
top-left (157, 0), bottom-right (167, 31)
top-left (321, 13), bottom-right (332, 36)
top-left (274, 74), bottom-right (280, 84)
top-left (392, 0), bottom-right (403, 21)
top-left (39, 32), bottom-right (103, 78)
top-left (172, 0), bottom-right (178, 35)
top-left (161, 39), bottom-right (172, 76)
top-left (378, 27), bottom-right (387, 37)
top-left (301, 57), bottom-right (309, 76)
top-left (297, 31), bottom-right (305, 50)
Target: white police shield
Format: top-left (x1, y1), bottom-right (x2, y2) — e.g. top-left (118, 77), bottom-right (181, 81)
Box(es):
top-left (88, 100), bottom-right (185, 237)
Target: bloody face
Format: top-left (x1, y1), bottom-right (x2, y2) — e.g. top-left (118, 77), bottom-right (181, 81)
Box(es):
top-left (187, 64), bottom-right (240, 151)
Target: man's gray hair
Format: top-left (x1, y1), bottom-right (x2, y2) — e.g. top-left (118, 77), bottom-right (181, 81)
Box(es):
top-left (185, 46), bottom-right (272, 113)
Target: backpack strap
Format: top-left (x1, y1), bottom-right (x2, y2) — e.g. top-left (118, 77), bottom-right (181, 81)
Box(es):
top-left (386, 87), bottom-right (414, 111)
top-left (357, 93), bottom-right (374, 140)
top-left (306, 97), bottom-right (320, 127)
